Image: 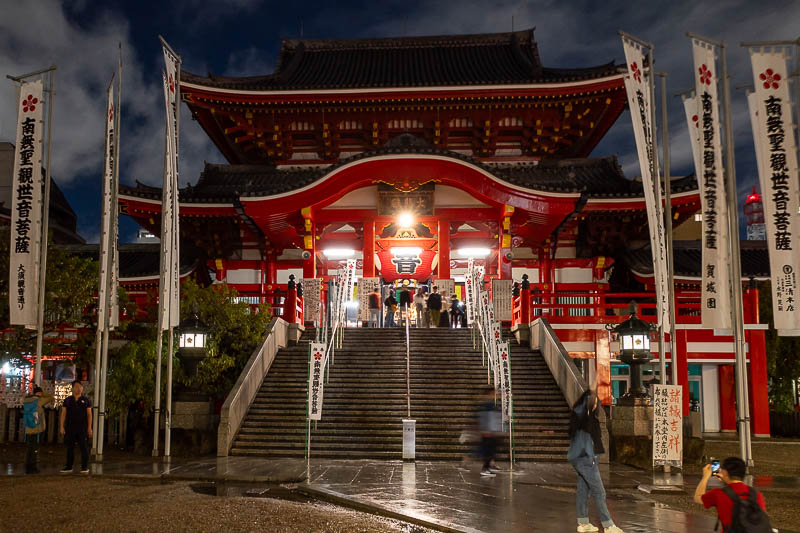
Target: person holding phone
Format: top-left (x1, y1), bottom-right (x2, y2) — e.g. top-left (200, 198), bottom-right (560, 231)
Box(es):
top-left (693, 456), bottom-right (770, 531)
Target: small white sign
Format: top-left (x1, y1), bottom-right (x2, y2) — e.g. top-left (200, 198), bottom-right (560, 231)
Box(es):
top-left (653, 384), bottom-right (683, 467)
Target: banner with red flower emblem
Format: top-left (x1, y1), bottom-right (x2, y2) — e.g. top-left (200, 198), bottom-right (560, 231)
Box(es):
top-left (747, 49), bottom-right (800, 333)
top-left (681, 94), bottom-right (702, 182)
top-left (9, 79), bottom-right (44, 327)
top-left (308, 342), bottom-right (326, 420)
top-left (498, 341), bottom-right (511, 423)
top-left (620, 36), bottom-right (670, 333)
top-left (691, 39), bottom-right (732, 330)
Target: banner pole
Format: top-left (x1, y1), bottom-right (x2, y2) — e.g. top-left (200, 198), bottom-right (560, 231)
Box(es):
top-left (152, 137), bottom-right (169, 458)
top-left (33, 68), bottom-right (56, 386)
top-left (720, 42), bottom-right (753, 468)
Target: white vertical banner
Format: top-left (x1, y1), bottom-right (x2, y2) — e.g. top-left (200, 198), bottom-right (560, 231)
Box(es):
top-left (748, 49), bottom-right (800, 332)
top-left (681, 94), bottom-right (703, 180)
top-left (691, 39), bottom-right (732, 330)
top-left (498, 341), bottom-right (511, 423)
top-left (345, 259), bottom-right (356, 303)
top-left (9, 80), bottom-right (44, 327)
top-left (308, 342), bottom-right (326, 421)
top-left (303, 278), bottom-right (322, 323)
top-left (653, 384), bottom-right (683, 467)
top-left (98, 84), bottom-right (116, 331)
top-left (358, 277), bottom-right (380, 321)
top-left (158, 72), bottom-right (177, 330)
top-left (162, 40), bottom-right (181, 328)
top-left (621, 36), bottom-right (670, 333)
top-left (465, 259), bottom-right (475, 324)
top-left (492, 279), bottom-right (513, 321)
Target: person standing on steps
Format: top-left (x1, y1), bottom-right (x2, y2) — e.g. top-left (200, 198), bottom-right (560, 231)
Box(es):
top-left (368, 288), bottom-right (382, 327)
top-left (413, 288), bottom-right (425, 328)
top-left (568, 389), bottom-right (624, 533)
top-left (384, 289), bottom-right (397, 327)
top-left (449, 294), bottom-right (461, 328)
top-left (427, 286), bottom-right (442, 328)
top-left (398, 286), bottom-right (412, 327)
top-left (60, 380), bottom-right (93, 475)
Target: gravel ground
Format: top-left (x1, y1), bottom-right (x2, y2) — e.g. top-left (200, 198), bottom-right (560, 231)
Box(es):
top-left (0, 477), bottom-right (431, 533)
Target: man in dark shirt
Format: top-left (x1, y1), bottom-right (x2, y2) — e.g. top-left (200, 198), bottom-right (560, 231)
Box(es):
top-left (427, 286), bottom-right (442, 327)
top-left (368, 289), bottom-right (381, 328)
top-left (60, 380), bottom-right (93, 474)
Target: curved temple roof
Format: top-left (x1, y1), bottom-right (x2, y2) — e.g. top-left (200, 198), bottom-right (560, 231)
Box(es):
top-left (119, 148), bottom-right (697, 204)
top-left (181, 28), bottom-right (622, 91)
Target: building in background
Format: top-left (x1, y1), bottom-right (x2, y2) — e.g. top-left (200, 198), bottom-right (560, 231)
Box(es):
top-left (744, 186), bottom-right (766, 241)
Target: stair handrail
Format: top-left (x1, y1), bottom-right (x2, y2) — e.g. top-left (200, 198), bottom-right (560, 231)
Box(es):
top-left (405, 302), bottom-right (411, 419)
top-left (217, 317), bottom-right (289, 456)
top-left (529, 317), bottom-right (588, 407)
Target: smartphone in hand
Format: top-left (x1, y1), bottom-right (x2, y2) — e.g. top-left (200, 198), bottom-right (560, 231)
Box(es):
top-left (711, 460), bottom-right (721, 475)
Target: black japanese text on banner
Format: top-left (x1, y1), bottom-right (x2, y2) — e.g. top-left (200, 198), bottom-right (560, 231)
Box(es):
top-left (358, 277), bottom-right (380, 321)
top-left (159, 72), bottom-right (178, 330)
top-left (691, 39), bottom-right (732, 330)
top-left (98, 84), bottom-right (116, 331)
top-left (621, 36), bottom-right (670, 332)
top-left (303, 278), bottom-right (322, 323)
top-left (9, 80), bottom-right (44, 327)
top-left (162, 42), bottom-right (181, 329)
top-left (748, 50), bottom-right (800, 332)
top-left (682, 94), bottom-right (703, 179)
top-left (308, 342), bottom-right (326, 421)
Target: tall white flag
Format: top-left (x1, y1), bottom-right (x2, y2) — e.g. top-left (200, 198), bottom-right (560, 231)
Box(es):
top-left (691, 39), bottom-right (732, 330)
top-left (98, 83), bottom-right (117, 330)
top-left (747, 49), bottom-right (800, 333)
top-left (160, 39), bottom-right (181, 329)
top-left (620, 35), bottom-right (670, 332)
top-left (9, 80), bottom-right (44, 327)
top-left (681, 94), bottom-right (703, 179)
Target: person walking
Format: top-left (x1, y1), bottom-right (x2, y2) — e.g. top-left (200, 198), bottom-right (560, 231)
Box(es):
top-left (427, 286), bottom-right (442, 328)
top-left (398, 286), bottom-right (412, 327)
top-left (449, 295), bottom-right (461, 328)
top-left (414, 289), bottom-right (425, 328)
top-left (60, 381), bottom-right (93, 474)
top-left (384, 290), bottom-right (397, 327)
top-left (23, 385), bottom-right (54, 474)
top-left (478, 386), bottom-right (502, 476)
top-left (694, 456), bottom-right (771, 532)
top-left (368, 288), bottom-right (381, 327)
top-left (568, 390), bottom-right (623, 533)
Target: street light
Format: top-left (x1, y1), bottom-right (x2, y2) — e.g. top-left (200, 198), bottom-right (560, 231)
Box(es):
top-left (606, 305), bottom-right (657, 403)
top-left (178, 311), bottom-right (209, 378)
top-left (457, 247), bottom-right (491, 258)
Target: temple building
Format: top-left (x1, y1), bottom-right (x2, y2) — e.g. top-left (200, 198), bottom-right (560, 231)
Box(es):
top-left (119, 29), bottom-right (771, 437)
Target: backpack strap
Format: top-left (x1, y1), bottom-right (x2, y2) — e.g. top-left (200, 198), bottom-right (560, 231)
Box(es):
top-left (720, 485), bottom-right (743, 532)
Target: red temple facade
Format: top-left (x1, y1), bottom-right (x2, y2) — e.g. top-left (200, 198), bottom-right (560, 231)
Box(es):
top-left (118, 29), bottom-right (771, 436)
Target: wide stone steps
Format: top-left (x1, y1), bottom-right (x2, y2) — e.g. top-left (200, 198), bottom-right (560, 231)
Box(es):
top-left (230, 327), bottom-right (570, 461)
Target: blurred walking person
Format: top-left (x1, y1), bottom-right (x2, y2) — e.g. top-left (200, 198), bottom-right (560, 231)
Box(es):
top-left (478, 386), bottom-right (502, 476)
top-left (449, 295), bottom-right (461, 328)
top-left (568, 390), bottom-right (623, 533)
top-left (414, 289), bottom-right (425, 328)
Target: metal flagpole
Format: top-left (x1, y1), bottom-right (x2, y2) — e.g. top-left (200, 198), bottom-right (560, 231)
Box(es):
top-left (711, 38), bottom-right (752, 467)
top-left (24, 67), bottom-right (56, 386)
top-left (657, 72), bottom-right (678, 387)
top-left (152, 141), bottom-right (167, 457)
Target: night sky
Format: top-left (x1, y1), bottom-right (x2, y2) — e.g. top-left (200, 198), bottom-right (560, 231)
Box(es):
top-left (1, 0), bottom-right (798, 243)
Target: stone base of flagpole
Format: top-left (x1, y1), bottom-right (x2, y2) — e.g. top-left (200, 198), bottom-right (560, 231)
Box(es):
top-left (402, 419), bottom-right (416, 461)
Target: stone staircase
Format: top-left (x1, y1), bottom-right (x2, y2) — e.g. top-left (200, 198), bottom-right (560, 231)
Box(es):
top-left (230, 326), bottom-right (570, 461)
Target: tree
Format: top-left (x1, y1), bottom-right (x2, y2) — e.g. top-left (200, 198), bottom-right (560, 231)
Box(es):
top-left (758, 280), bottom-right (800, 412)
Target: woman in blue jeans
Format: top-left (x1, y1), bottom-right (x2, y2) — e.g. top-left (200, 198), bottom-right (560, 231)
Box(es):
top-left (568, 390), bottom-right (624, 533)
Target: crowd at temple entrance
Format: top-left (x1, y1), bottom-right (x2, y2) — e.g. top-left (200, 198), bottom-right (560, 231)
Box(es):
top-left (369, 285), bottom-right (466, 328)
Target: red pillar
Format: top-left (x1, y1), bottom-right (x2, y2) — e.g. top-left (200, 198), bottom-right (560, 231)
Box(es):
top-left (520, 287), bottom-right (531, 324)
top-left (718, 364), bottom-right (737, 431)
top-left (363, 220), bottom-right (375, 277)
top-left (498, 206), bottom-right (513, 279)
top-left (540, 249), bottom-right (552, 316)
top-left (675, 329), bottom-right (690, 416)
top-left (437, 219), bottom-right (450, 279)
top-left (302, 208), bottom-right (316, 279)
top-left (744, 286), bottom-right (770, 436)
top-left (595, 330), bottom-right (612, 406)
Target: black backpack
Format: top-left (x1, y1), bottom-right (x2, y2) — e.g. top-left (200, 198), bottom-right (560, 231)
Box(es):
top-left (719, 485), bottom-right (772, 533)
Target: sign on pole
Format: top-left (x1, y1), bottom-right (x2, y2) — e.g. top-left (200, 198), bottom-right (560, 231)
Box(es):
top-left (308, 342), bottom-right (326, 421)
top-left (653, 384), bottom-right (683, 467)
top-left (747, 48), bottom-right (800, 333)
top-left (303, 278), bottom-right (322, 323)
top-left (9, 79), bottom-right (44, 327)
top-left (358, 277), bottom-right (380, 321)
top-left (492, 279), bottom-right (513, 322)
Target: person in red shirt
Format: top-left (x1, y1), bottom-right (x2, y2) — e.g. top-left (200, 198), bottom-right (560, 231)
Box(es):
top-left (693, 456), bottom-right (766, 530)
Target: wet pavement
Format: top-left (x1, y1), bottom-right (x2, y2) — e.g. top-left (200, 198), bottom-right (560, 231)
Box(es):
top-left (302, 461), bottom-right (719, 533)
top-left (5, 456), bottom-right (797, 532)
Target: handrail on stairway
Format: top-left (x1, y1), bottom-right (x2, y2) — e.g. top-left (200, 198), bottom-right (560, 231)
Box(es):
top-left (405, 302), bottom-right (411, 419)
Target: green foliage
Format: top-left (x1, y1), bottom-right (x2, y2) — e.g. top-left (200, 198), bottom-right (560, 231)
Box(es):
top-left (178, 279), bottom-right (272, 398)
top-left (758, 281), bottom-right (800, 413)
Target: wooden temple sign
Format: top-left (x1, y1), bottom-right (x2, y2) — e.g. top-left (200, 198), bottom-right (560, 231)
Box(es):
top-left (377, 182), bottom-right (434, 216)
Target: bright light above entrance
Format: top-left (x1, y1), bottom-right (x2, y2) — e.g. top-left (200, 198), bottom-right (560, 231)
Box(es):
top-left (457, 247), bottom-right (491, 258)
top-left (322, 248), bottom-right (355, 258)
top-left (390, 247), bottom-right (422, 256)
top-left (397, 212), bottom-right (415, 228)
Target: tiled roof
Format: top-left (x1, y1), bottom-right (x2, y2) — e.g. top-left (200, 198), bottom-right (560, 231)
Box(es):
top-left (181, 29), bottom-right (621, 90)
top-left (57, 243), bottom-right (200, 280)
top-left (119, 146), bottom-right (698, 203)
top-left (626, 240), bottom-right (770, 279)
